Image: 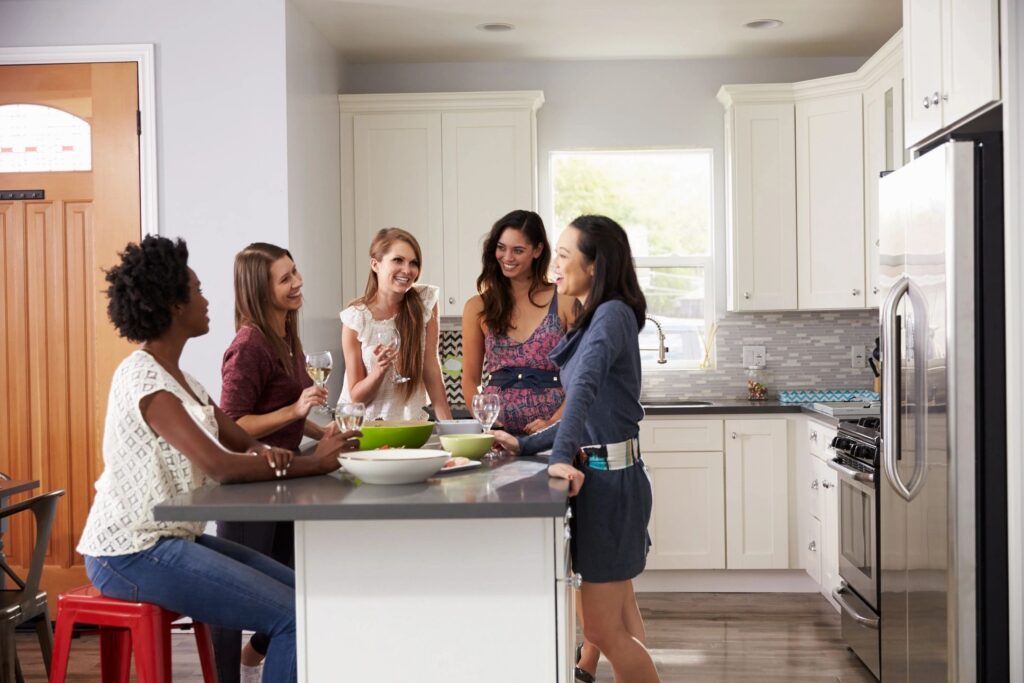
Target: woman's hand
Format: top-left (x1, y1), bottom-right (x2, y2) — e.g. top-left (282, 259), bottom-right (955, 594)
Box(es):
top-left (489, 429), bottom-right (521, 456)
top-left (547, 463), bottom-right (585, 497)
top-left (292, 385), bottom-right (328, 419)
top-left (369, 344), bottom-right (396, 377)
top-left (523, 418), bottom-right (551, 434)
top-left (257, 445), bottom-right (295, 478)
top-left (312, 422), bottom-right (362, 473)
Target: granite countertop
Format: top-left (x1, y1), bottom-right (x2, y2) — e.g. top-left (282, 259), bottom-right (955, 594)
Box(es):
top-left (153, 455), bottom-right (568, 523)
top-left (441, 400), bottom-right (842, 424)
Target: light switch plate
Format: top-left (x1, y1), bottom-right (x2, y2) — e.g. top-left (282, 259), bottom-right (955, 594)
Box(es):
top-left (742, 345), bottom-right (766, 368)
top-left (851, 345), bottom-right (866, 369)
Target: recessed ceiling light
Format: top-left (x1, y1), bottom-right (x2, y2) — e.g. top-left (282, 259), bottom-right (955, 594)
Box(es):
top-left (476, 22), bottom-right (516, 33)
top-left (745, 19), bottom-right (783, 29)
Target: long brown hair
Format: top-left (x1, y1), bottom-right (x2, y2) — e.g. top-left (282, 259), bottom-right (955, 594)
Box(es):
top-left (233, 242), bottom-right (303, 371)
top-left (476, 210), bottom-right (552, 336)
top-left (354, 228), bottom-right (426, 400)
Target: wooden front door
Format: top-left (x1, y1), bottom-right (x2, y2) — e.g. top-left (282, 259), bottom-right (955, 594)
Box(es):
top-left (0, 63), bottom-right (140, 603)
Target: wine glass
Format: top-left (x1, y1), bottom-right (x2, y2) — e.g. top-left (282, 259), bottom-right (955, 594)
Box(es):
top-left (371, 327), bottom-right (410, 384)
top-left (305, 351), bottom-right (333, 415)
top-left (335, 401), bottom-right (365, 433)
top-left (471, 393), bottom-right (502, 460)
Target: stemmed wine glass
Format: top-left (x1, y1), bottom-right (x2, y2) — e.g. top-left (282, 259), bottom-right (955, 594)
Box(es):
top-left (372, 327), bottom-right (410, 384)
top-left (471, 393), bottom-right (502, 460)
top-left (305, 351), bottom-right (333, 415)
top-left (335, 400), bottom-right (365, 432)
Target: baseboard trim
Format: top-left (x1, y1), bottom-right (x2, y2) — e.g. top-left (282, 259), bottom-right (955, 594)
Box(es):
top-left (634, 569), bottom-right (821, 593)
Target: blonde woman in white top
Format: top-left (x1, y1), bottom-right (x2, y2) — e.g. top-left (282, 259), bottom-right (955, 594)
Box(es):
top-left (340, 228), bottom-right (453, 421)
top-left (77, 236), bottom-right (359, 683)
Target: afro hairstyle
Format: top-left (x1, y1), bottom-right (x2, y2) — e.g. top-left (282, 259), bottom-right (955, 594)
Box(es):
top-left (105, 235), bottom-right (191, 342)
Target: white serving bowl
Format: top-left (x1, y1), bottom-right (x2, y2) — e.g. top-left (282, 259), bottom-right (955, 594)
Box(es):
top-left (338, 449), bottom-right (451, 485)
top-left (433, 419), bottom-right (483, 436)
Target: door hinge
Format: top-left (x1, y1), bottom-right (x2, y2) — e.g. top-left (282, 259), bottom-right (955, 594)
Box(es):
top-left (137, 110), bottom-right (142, 136)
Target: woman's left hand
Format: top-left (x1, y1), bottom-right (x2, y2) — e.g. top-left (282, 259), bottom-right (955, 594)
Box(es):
top-left (489, 429), bottom-right (521, 456)
top-left (547, 462), bottom-right (585, 496)
top-left (523, 418), bottom-right (550, 434)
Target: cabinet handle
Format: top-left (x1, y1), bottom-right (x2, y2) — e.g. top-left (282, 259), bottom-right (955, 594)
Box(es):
top-left (808, 541), bottom-right (817, 552)
top-left (822, 480), bottom-right (834, 489)
top-left (931, 91), bottom-right (941, 107)
top-left (810, 431), bottom-right (818, 443)
top-left (942, 93), bottom-right (949, 102)
top-left (448, 296), bottom-right (455, 304)
top-left (922, 95), bottom-right (931, 110)
top-left (565, 506), bottom-right (573, 522)
top-left (872, 286), bottom-right (879, 295)
top-left (557, 572), bottom-right (583, 589)
top-left (852, 288), bottom-right (860, 296)
top-left (811, 480), bottom-right (819, 490)
top-left (731, 431), bottom-right (738, 440)
top-left (743, 291), bottom-right (751, 300)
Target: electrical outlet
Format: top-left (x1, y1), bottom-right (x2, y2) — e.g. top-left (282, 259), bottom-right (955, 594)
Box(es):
top-left (851, 345), bottom-right (866, 369)
top-left (742, 345), bottom-right (766, 368)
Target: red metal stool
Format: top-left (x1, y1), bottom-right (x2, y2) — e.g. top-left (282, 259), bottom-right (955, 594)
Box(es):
top-left (49, 584), bottom-right (219, 683)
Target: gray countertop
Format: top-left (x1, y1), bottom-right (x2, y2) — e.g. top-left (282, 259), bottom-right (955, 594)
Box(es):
top-left (153, 456), bottom-right (569, 523)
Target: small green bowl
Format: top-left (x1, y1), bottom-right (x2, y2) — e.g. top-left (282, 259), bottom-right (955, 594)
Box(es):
top-left (439, 433), bottom-right (495, 460)
top-left (358, 420), bottom-right (435, 450)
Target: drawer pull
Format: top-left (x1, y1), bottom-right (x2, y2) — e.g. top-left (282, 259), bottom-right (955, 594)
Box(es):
top-left (557, 572), bottom-right (583, 589)
top-left (811, 480), bottom-right (819, 490)
top-left (808, 541), bottom-right (817, 552)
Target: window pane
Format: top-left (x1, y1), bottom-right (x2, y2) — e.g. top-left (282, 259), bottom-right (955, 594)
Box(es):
top-left (637, 266), bottom-right (705, 363)
top-left (0, 104), bottom-right (92, 173)
top-left (551, 150), bottom-right (711, 257)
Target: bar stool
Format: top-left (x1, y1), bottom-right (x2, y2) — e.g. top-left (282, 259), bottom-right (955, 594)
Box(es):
top-left (49, 585), bottom-right (219, 682)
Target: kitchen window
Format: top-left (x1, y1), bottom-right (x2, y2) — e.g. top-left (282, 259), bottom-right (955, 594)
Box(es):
top-left (551, 149), bottom-right (714, 367)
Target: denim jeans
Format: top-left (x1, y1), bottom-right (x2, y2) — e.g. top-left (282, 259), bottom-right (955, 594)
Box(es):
top-left (85, 534), bottom-right (297, 683)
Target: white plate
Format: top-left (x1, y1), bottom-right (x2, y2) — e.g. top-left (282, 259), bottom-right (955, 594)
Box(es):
top-left (436, 460), bottom-right (482, 474)
top-left (338, 449), bottom-right (450, 485)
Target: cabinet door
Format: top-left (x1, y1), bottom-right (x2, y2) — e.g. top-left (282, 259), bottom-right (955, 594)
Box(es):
top-left (863, 65), bottom-right (904, 308)
top-left (942, 0), bottom-right (1000, 126)
top-left (554, 513), bottom-right (575, 683)
top-left (441, 110), bottom-right (534, 317)
top-left (819, 465), bottom-right (841, 602)
top-left (805, 515), bottom-right (822, 584)
top-left (903, 0), bottom-right (944, 146)
top-left (724, 419), bottom-right (789, 568)
top-left (795, 94), bottom-right (865, 309)
top-left (726, 103), bottom-right (797, 311)
top-left (353, 113), bottom-right (444, 292)
top-left (644, 451), bottom-right (725, 569)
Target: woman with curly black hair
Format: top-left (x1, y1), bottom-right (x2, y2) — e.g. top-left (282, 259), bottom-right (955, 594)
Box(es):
top-left (76, 235), bottom-right (359, 683)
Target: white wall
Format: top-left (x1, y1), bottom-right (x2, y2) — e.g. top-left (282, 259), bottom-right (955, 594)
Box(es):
top-left (1, 0), bottom-right (295, 398)
top-left (344, 56), bottom-right (868, 316)
top-left (284, 1), bottom-right (345, 401)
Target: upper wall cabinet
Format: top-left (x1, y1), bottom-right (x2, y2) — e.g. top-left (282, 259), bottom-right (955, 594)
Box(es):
top-left (903, 0), bottom-right (1000, 148)
top-left (340, 92), bottom-right (543, 317)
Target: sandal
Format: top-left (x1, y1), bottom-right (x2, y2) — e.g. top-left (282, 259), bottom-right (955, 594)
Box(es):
top-left (575, 642), bottom-right (596, 683)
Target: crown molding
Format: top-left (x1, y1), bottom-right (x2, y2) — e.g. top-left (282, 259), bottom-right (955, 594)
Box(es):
top-left (340, 91), bottom-right (545, 113)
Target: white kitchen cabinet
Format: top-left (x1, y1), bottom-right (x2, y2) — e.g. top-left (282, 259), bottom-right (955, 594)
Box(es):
top-left (340, 92), bottom-right (543, 316)
top-left (719, 97), bottom-right (798, 311)
top-left (819, 462), bottom-right (841, 600)
top-left (795, 92), bottom-right (866, 310)
top-left (804, 515), bottom-right (822, 585)
top-left (903, 0), bottom-right (1000, 148)
top-left (863, 56), bottom-right (905, 307)
top-left (644, 451), bottom-right (726, 569)
top-left (724, 419), bottom-right (789, 569)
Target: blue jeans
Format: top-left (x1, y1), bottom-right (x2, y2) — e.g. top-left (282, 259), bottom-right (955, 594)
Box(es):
top-left (85, 534), bottom-right (297, 683)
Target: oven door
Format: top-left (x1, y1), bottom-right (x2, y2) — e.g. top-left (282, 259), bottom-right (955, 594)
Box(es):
top-left (828, 458), bottom-right (878, 610)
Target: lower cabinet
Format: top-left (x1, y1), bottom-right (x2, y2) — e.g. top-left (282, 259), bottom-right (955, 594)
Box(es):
top-left (802, 418), bottom-right (841, 607)
top-left (645, 451), bottom-right (726, 569)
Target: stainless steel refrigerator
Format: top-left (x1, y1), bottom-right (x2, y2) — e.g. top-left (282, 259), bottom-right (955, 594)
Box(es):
top-left (877, 133), bottom-right (1007, 682)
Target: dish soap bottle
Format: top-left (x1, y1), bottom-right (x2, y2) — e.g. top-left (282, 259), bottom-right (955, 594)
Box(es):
top-left (746, 366), bottom-right (767, 401)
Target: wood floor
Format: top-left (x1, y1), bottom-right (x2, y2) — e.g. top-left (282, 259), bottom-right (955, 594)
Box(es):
top-left (13, 592), bottom-right (876, 682)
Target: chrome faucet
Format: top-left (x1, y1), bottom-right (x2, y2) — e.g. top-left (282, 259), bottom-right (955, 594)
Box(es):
top-left (642, 315), bottom-right (669, 364)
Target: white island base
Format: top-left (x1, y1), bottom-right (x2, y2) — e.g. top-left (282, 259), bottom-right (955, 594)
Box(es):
top-left (295, 516), bottom-right (574, 682)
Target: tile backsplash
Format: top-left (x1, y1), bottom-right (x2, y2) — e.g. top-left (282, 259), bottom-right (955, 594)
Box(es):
top-left (439, 308), bottom-right (879, 404)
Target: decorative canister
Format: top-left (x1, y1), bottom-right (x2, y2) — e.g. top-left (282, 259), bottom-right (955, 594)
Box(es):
top-left (746, 366), bottom-right (767, 400)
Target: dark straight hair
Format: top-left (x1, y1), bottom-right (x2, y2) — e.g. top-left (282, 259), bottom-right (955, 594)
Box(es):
top-left (476, 210), bottom-right (552, 336)
top-left (568, 215), bottom-right (646, 332)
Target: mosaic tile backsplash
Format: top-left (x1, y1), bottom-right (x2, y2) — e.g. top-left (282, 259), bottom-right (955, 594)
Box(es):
top-left (439, 308), bottom-right (879, 404)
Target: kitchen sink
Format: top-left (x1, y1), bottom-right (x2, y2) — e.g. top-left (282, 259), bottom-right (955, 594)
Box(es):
top-left (642, 400), bottom-right (713, 408)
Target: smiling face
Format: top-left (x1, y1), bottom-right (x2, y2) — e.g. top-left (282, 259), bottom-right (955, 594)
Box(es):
top-left (268, 255), bottom-right (303, 314)
top-left (554, 227), bottom-right (594, 303)
top-left (179, 268), bottom-right (210, 337)
top-left (371, 239), bottom-right (420, 295)
top-left (495, 227), bottom-right (543, 281)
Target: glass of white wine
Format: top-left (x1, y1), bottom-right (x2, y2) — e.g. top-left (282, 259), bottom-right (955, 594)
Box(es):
top-left (305, 351), bottom-right (333, 415)
top-left (335, 401), bottom-right (365, 433)
top-left (371, 327), bottom-right (410, 384)
top-left (471, 393), bottom-right (502, 460)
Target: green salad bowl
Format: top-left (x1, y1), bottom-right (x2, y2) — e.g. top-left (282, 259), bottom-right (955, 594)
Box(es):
top-left (439, 433), bottom-right (495, 460)
top-left (357, 420), bottom-right (435, 451)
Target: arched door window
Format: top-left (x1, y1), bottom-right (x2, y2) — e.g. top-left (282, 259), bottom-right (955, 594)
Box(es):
top-left (0, 104), bottom-right (92, 173)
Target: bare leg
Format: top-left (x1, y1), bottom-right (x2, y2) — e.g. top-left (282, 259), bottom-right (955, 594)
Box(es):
top-left (576, 592), bottom-right (600, 675)
top-left (580, 580), bottom-right (660, 683)
top-left (622, 581), bottom-right (646, 645)
top-left (240, 641), bottom-right (264, 667)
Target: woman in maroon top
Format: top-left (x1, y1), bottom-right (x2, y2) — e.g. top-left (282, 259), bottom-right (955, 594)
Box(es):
top-left (212, 242), bottom-right (328, 683)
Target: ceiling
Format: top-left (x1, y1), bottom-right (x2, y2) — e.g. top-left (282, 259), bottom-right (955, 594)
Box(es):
top-left (292, 0), bottom-right (902, 64)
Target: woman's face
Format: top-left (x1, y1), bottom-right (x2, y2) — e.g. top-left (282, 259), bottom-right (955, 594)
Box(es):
top-left (495, 227), bottom-right (542, 281)
top-left (180, 268), bottom-right (210, 337)
top-left (371, 240), bottom-right (420, 296)
top-left (268, 255), bottom-right (303, 314)
top-left (553, 227), bottom-right (594, 303)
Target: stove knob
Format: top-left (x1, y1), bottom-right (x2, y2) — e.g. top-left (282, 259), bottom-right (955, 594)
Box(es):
top-left (855, 444), bottom-right (875, 460)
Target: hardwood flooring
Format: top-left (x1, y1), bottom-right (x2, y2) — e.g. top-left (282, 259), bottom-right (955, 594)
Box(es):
top-left (12, 592), bottom-right (876, 682)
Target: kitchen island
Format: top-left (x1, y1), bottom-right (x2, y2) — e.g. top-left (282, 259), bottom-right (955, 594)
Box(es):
top-left (153, 456), bottom-right (573, 683)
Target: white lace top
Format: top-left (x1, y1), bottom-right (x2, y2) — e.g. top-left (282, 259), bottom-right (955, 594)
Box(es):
top-left (77, 350), bottom-right (213, 556)
top-left (339, 284), bottom-right (439, 421)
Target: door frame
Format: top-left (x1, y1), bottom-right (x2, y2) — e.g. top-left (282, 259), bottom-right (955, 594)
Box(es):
top-left (0, 43), bottom-right (158, 236)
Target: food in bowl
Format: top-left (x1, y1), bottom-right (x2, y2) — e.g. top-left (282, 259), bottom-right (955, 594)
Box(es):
top-left (338, 448), bottom-right (450, 485)
top-left (439, 433), bottom-right (495, 460)
top-left (433, 419), bottom-right (483, 436)
top-left (357, 420), bottom-right (435, 450)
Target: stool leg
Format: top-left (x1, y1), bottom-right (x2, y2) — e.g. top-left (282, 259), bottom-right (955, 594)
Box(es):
top-left (99, 628), bottom-right (132, 683)
top-left (0, 619), bottom-right (18, 683)
top-left (192, 623), bottom-right (220, 683)
top-left (33, 607), bottom-right (54, 677)
top-left (131, 611), bottom-right (172, 683)
top-left (49, 606), bottom-right (76, 683)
